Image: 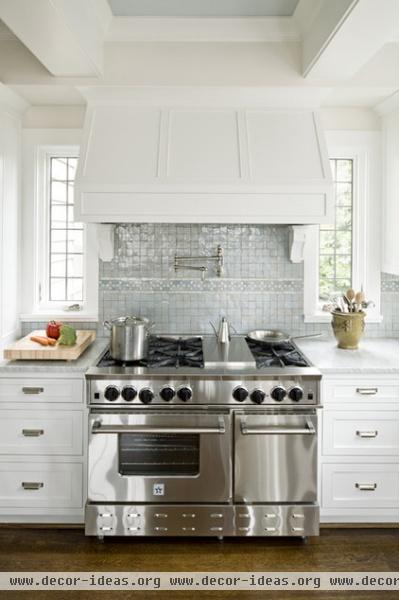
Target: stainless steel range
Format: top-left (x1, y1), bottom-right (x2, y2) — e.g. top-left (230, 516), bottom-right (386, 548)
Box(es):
top-left (85, 335), bottom-right (321, 539)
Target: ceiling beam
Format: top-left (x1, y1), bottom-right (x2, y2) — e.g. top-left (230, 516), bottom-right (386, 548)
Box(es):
top-left (0, 0), bottom-right (111, 76)
top-left (300, 0), bottom-right (399, 80)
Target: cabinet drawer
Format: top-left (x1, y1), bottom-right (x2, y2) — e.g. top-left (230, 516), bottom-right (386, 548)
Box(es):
top-left (323, 410), bottom-right (399, 456)
top-left (324, 381), bottom-right (399, 404)
top-left (0, 410), bottom-right (83, 455)
top-left (322, 464), bottom-right (399, 509)
top-left (0, 379), bottom-right (83, 404)
top-left (0, 462), bottom-right (83, 508)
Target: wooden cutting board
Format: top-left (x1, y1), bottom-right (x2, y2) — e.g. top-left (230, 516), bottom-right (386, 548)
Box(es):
top-left (3, 330), bottom-right (96, 361)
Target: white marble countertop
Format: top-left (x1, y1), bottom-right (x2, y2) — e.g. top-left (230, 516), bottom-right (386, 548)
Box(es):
top-left (0, 338), bottom-right (108, 375)
top-left (1, 336), bottom-right (399, 376)
top-left (297, 337), bottom-right (399, 374)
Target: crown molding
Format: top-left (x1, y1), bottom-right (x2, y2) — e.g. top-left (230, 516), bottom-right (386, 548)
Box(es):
top-left (106, 16), bottom-right (301, 43)
top-left (0, 83), bottom-right (29, 115)
top-left (374, 90), bottom-right (399, 116)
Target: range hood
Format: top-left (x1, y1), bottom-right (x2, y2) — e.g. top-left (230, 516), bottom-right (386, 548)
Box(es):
top-left (74, 88), bottom-right (333, 224)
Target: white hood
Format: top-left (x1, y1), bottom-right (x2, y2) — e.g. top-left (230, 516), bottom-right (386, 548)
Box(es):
top-left (74, 87), bottom-right (333, 224)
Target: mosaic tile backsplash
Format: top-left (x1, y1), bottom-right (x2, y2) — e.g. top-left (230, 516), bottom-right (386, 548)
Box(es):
top-left (22, 223), bottom-right (399, 338)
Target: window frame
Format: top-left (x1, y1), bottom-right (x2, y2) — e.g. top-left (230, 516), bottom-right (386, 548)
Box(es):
top-left (26, 144), bottom-right (98, 320)
top-left (303, 131), bottom-right (382, 323)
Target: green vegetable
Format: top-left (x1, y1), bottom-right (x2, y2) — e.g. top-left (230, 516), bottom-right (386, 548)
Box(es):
top-left (58, 324), bottom-right (77, 346)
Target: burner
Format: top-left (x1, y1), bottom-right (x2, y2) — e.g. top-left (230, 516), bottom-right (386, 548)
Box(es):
top-left (245, 337), bottom-right (309, 368)
top-left (98, 336), bottom-right (204, 369)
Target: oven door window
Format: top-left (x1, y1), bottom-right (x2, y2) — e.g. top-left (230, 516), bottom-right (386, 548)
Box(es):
top-left (118, 433), bottom-right (200, 476)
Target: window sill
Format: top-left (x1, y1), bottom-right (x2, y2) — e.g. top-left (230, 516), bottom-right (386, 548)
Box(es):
top-left (20, 312), bottom-right (98, 323)
top-left (304, 313), bottom-right (383, 324)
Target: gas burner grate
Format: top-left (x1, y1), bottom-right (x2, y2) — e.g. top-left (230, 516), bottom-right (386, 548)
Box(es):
top-left (245, 337), bottom-right (309, 368)
top-left (97, 336), bottom-right (204, 369)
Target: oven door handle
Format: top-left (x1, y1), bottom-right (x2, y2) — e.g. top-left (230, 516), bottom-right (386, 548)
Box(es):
top-left (240, 418), bottom-right (316, 436)
top-left (91, 420), bottom-right (226, 435)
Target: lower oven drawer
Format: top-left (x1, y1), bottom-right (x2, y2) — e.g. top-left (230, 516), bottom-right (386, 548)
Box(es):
top-left (85, 504), bottom-right (319, 537)
top-left (234, 412), bottom-right (317, 503)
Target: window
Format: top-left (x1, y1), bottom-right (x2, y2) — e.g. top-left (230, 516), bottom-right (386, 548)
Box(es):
top-left (19, 139), bottom-right (98, 320)
top-left (49, 157), bottom-right (83, 302)
top-left (319, 159), bottom-right (353, 300)
top-left (303, 131), bottom-right (381, 323)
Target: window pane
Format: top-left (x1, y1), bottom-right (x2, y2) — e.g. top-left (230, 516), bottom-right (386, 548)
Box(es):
top-left (51, 230), bottom-right (67, 254)
top-left (50, 278), bottom-right (66, 301)
top-left (67, 278), bottom-right (83, 301)
top-left (51, 158), bottom-right (67, 180)
top-left (48, 156), bottom-right (83, 303)
top-left (319, 158), bottom-right (353, 301)
top-left (51, 182), bottom-right (67, 205)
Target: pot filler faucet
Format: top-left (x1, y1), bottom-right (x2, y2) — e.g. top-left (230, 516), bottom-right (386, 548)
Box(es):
top-left (174, 245), bottom-right (224, 279)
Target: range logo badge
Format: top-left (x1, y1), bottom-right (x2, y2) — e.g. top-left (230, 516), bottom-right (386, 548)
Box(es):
top-left (153, 483), bottom-right (165, 496)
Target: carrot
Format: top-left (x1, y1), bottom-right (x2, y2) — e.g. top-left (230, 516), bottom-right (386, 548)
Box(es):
top-left (46, 337), bottom-right (57, 346)
top-left (30, 336), bottom-right (49, 346)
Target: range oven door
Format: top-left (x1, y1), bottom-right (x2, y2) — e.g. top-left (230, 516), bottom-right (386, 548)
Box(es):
top-left (88, 411), bottom-right (231, 503)
top-left (234, 411), bottom-right (317, 503)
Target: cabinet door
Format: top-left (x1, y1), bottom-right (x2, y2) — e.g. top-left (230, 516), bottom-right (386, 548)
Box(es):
top-left (0, 378), bottom-right (83, 404)
top-left (0, 462), bottom-right (83, 508)
top-left (323, 410), bottom-right (399, 456)
top-left (0, 410), bottom-right (83, 455)
top-left (322, 464), bottom-right (399, 509)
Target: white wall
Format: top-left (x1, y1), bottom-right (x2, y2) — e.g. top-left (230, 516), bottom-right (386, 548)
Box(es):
top-left (0, 107), bottom-right (21, 347)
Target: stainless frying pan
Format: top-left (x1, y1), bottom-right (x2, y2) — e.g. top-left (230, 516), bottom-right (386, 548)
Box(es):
top-left (247, 329), bottom-right (322, 344)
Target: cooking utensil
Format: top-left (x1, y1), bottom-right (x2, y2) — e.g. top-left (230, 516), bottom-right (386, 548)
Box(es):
top-left (104, 316), bottom-right (154, 362)
top-left (355, 290), bottom-right (365, 312)
top-left (346, 289), bottom-right (355, 312)
top-left (247, 329), bottom-right (323, 345)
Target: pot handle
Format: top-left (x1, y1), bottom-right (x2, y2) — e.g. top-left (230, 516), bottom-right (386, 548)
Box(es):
top-left (103, 321), bottom-right (111, 330)
top-left (148, 321), bottom-right (156, 331)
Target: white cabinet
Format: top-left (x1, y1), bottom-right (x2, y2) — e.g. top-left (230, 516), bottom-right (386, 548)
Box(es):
top-left (75, 90), bottom-right (333, 224)
top-left (0, 375), bottom-right (86, 524)
top-left (320, 375), bottom-right (399, 523)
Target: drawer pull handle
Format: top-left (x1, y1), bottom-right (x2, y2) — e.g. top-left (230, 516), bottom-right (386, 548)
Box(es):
top-left (182, 513), bottom-right (196, 518)
top-left (99, 513), bottom-right (113, 518)
top-left (265, 527), bottom-right (277, 532)
top-left (154, 513), bottom-right (168, 518)
top-left (355, 483), bottom-right (377, 491)
top-left (22, 387), bottom-right (44, 395)
top-left (292, 514), bottom-right (305, 519)
top-left (356, 430), bottom-right (378, 438)
top-left (99, 526), bottom-right (113, 532)
top-left (292, 527), bottom-right (305, 533)
top-left (210, 527), bottom-right (223, 532)
top-left (22, 482), bottom-right (43, 490)
top-left (128, 526), bottom-right (140, 532)
top-left (210, 513), bottom-right (223, 518)
top-left (127, 513), bottom-right (141, 518)
top-left (356, 387), bottom-right (378, 395)
top-left (182, 527), bottom-right (196, 532)
top-left (239, 527), bottom-right (250, 532)
top-left (22, 429), bottom-right (44, 437)
top-left (154, 526), bottom-right (168, 532)
top-left (265, 513), bottom-right (277, 519)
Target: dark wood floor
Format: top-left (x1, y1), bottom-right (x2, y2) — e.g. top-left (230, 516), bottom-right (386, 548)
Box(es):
top-left (0, 526), bottom-right (399, 599)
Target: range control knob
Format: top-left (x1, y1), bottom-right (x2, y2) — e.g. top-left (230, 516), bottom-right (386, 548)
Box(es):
top-left (160, 386), bottom-right (175, 402)
top-left (232, 386), bottom-right (249, 402)
top-left (104, 385), bottom-right (120, 402)
top-left (250, 389), bottom-right (266, 404)
top-left (271, 386), bottom-right (287, 402)
top-left (139, 388), bottom-right (154, 404)
top-left (177, 386), bottom-right (192, 402)
top-left (121, 386), bottom-right (137, 402)
top-left (289, 386), bottom-right (303, 402)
